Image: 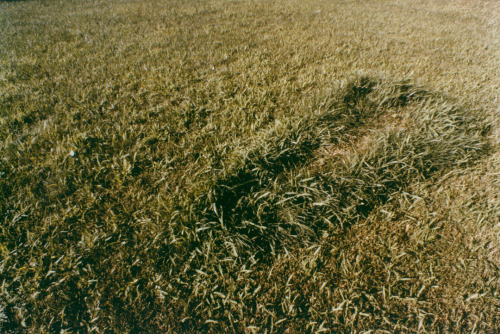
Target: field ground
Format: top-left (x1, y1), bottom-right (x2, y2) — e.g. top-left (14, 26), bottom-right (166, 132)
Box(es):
top-left (0, 0), bottom-right (499, 332)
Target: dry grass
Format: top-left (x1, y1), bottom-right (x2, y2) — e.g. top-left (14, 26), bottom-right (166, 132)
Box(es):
top-left (0, 0), bottom-right (498, 332)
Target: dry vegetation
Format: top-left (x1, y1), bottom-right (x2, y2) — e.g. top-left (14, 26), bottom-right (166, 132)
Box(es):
top-left (0, 0), bottom-right (499, 332)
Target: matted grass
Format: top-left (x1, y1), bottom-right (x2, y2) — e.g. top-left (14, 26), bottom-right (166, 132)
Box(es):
top-left (0, 0), bottom-right (498, 332)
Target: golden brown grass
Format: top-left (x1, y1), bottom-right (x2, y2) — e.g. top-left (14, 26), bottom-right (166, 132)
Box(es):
top-left (0, 0), bottom-right (498, 332)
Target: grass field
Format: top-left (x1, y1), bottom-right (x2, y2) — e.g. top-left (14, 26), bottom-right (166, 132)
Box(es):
top-left (1, 0), bottom-right (499, 332)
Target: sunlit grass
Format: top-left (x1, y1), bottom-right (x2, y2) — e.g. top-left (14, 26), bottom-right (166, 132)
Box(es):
top-left (0, 0), bottom-right (498, 332)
